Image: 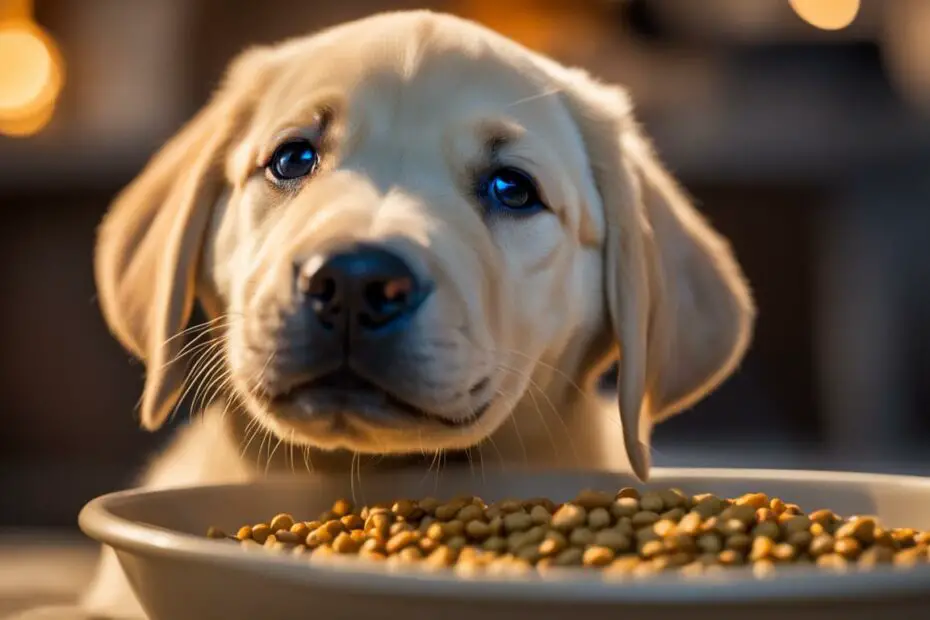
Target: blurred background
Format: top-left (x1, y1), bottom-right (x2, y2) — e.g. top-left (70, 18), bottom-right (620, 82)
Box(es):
top-left (1, 0), bottom-right (929, 536)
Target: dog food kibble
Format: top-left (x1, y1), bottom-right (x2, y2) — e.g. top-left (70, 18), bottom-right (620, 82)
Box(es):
top-left (207, 488), bottom-right (930, 579)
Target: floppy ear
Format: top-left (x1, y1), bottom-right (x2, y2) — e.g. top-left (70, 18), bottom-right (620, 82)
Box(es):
top-left (94, 47), bottom-right (271, 431)
top-left (561, 73), bottom-right (755, 481)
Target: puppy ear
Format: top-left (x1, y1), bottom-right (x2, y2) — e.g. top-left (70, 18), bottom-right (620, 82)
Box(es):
top-left (94, 47), bottom-right (271, 430)
top-left (561, 73), bottom-right (755, 480)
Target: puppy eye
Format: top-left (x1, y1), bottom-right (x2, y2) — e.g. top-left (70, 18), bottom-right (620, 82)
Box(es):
top-left (267, 139), bottom-right (318, 181)
top-left (478, 168), bottom-right (545, 214)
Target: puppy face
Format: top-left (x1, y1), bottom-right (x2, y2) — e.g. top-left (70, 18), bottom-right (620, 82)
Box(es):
top-left (95, 11), bottom-right (754, 479)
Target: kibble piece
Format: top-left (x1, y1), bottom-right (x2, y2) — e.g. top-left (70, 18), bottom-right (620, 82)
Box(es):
top-left (465, 520), bottom-right (491, 541)
top-left (551, 504), bottom-right (587, 532)
top-left (660, 508), bottom-right (686, 522)
top-left (809, 509), bottom-right (838, 525)
top-left (834, 537), bottom-right (862, 560)
top-left (340, 514), bottom-right (364, 531)
top-left (417, 497), bottom-right (441, 516)
top-left (640, 540), bottom-right (665, 559)
top-left (332, 532), bottom-right (360, 554)
top-left (639, 492), bottom-right (664, 513)
top-left (539, 531), bottom-right (568, 556)
top-left (749, 536), bottom-right (774, 561)
top-left (434, 500), bottom-right (468, 521)
top-left (616, 487), bottom-right (640, 500)
top-left (893, 548), bottom-right (925, 568)
top-left (273, 530), bottom-right (300, 545)
top-left (251, 524), bottom-right (271, 545)
top-left (735, 492), bottom-right (769, 509)
top-left (809, 534), bottom-right (835, 557)
top-left (696, 533), bottom-right (723, 554)
top-left (457, 504), bottom-right (485, 523)
top-left (752, 521), bottom-right (781, 542)
top-left (330, 499), bottom-right (353, 518)
top-left (554, 547), bottom-right (584, 567)
top-left (269, 513), bottom-right (295, 532)
top-left (503, 511), bottom-right (534, 533)
top-left (781, 515), bottom-right (812, 536)
top-left (755, 508), bottom-right (776, 523)
top-left (858, 546), bottom-right (894, 567)
top-left (772, 543), bottom-right (797, 562)
top-left (726, 533), bottom-right (752, 553)
top-left (386, 531), bottom-right (419, 554)
top-left (582, 546), bottom-right (615, 567)
top-left (569, 528), bottom-right (595, 547)
top-left (236, 525), bottom-right (253, 541)
top-left (631, 511), bottom-right (660, 528)
top-left (575, 489), bottom-right (614, 510)
top-left (692, 496), bottom-right (725, 519)
top-left (529, 505), bottom-right (551, 526)
top-left (718, 550), bottom-right (745, 566)
top-left (787, 530), bottom-right (813, 550)
top-left (611, 497), bottom-right (640, 519)
top-left (836, 517), bottom-right (877, 544)
top-left (594, 529), bottom-right (631, 552)
top-left (769, 498), bottom-right (787, 514)
top-left (653, 519), bottom-right (677, 538)
top-left (482, 536), bottom-right (508, 553)
top-left (587, 507), bottom-right (612, 531)
top-left (206, 527), bottom-right (227, 540)
top-left (677, 512), bottom-right (703, 536)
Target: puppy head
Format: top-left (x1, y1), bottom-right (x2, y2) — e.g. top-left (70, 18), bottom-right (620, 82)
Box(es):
top-left (95, 11), bottom-right (753, 479)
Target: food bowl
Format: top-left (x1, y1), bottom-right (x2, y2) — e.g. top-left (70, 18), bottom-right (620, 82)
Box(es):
top-left (79, 467), bottom-right (930, 620)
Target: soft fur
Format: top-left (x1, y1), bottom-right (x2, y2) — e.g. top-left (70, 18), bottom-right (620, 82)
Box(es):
top-left (72, 11), bottom-right (752, 619)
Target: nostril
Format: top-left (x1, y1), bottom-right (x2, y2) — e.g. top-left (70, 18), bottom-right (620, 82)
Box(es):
top-left (309, 275), bottom-right (338, 303)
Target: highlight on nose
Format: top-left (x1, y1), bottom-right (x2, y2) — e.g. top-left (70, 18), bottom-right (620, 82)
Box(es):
top-left (296, 242), bottom-right (430, 333)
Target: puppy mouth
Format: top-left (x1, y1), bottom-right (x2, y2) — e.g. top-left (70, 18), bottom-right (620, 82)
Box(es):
top-left (270, 368), bottom-right (491, 428)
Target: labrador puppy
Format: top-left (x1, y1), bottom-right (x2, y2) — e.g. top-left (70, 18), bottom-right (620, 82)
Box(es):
top-left (76, 10), bottom-right (753, 619)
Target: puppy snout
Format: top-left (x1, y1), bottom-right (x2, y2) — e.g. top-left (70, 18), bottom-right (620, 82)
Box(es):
top-left (297, 242), bottom-right (431, 334)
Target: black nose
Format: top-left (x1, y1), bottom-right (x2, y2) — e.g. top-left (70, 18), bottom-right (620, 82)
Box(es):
top-left (298, 243), bottom-right (428, 332)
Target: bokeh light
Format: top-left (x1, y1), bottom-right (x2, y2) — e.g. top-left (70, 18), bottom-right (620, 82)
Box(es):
top-left (0, 19), bottom-right (64, 137)
top-left (789, 0), bottom-right (861, 31)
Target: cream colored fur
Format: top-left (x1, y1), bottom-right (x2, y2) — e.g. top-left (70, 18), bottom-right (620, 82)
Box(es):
top-left (66, 11), bottom-right (752, 619)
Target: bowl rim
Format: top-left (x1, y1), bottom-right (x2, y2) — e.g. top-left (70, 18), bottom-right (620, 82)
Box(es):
top-left (79, 467), bottom-right (930, 605)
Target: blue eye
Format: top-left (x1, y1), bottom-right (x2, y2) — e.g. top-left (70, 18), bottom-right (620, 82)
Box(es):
top-left (479, 168), bottom-right (544, 214)
top-left (268, 139), bottom-right (318, 181)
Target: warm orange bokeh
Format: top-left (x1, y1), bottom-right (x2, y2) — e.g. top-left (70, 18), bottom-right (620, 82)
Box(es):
top-left (789, 0), bottom-right (861, 31)
top-left (0, 17), bottom-right (64, 137)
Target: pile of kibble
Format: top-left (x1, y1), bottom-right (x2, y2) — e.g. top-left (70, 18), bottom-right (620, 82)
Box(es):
top-left (206, 488), bottom-right (930, 578)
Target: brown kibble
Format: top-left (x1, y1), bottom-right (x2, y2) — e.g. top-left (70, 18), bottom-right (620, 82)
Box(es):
top-left (641, 540), bottom-right (665, 559)
top-left (551, 504), bottom-right (587, 531)
top-left (206, 527), bottom-right (227, 539)
top-left (434, 500), bottom-right (468, 521)
top-left (664, 534), bottom-right (697, 554)
top-left (269, 513), bottom-right (295, 532)
top-left (446, 536), bottom-right (467, 551)
top-left (575, 489), bottom-right (614, 510)
top-left (340, 514), bottom-right (364, 531)
top-left (781, 515), bottom-right (812, 536)
top-left (587, 507), bottom-right (612, 531)
top-left (692, 496), bottom-right (725, 519)
top-left (539, 531), bottom-right (568, 556)
top-left (894, 548), bottom-right (924, 568)
top-left (332, 532), bottom-right (360, 554)
top-left (770, 498), bottom-right (787, 514)
top-left (859, 546), bottom-right (894, 567)
top-left (331, 499), bottom-right (353, 518)
top-left (719, 519), bottom-right (748, 537)
top-left (696, 533), bottom-right (722, 554)
top-left (653, 519), bottom-right (677, 538)
top-left (554, 547), bottom-right (584, 566)
top-left (835, 517), bottom-right (877, 544)
top-left (677, 512), bottom-right (703, 536)
top-left (583, 545), bottom-right (615, 567)
top-left (772, 543), bottom-right (797, 562)
top-left (386, 530), bottom-right (419, 554)
top-left (809, 509), bottom-right (838, 525)
top-left (251, 524), bottom-right (271, 545)
top-left (726, 533), bottom-right (752, 553)
top-left (273, 530), bottom-right (300, 545)
top-left (735, 493), bottom-right (768, 510)
top-left (417, 497), bottom-right (441, 515)
top-left (289, 522), bottom-right (310, 538)
top-left (755, 508), bottom-right (776, 523)
top-left (503, 511), bottom-right (534, 533)
top-left (616, 487), bottom-right (640, 500)
top-left (483, 536), bottom-right (508, 553)
top-left (236, 525), bottom-right (253, 541)
top-left (809, 534), bottom-right (835, 557)
top-left (752, 521), bottom-right (782, 542)
top-left (529, 505), bottom-right (551, 526)
top-left (594, 529), bottom-right (632, 552)
top-left (611, 497), bottom-right (640, 519)
top-left (631, 511), bottom-right (661, 528)
top-left (457, 504), bottom-right (485, 523)
top-left (787, 530), bottom-right (813, 550)
top-left (658, 489), bottom-right (688, 511)
top-left (834, 537), bottom-right (861, 560)
top-left (749, 536), bottom-right (774, 561)
top-left (721, 504), bottom-right (757, 525)
top-left (391, 499), bottom-right (416, 519)
top-left (465, 520), bottom-right (491, 540)
top-left (639, 492), bottom-right (664, 513)
top-left (660, 508), bottom-right (686, 522)
top-left (569, 527), bottom-right (595, 547)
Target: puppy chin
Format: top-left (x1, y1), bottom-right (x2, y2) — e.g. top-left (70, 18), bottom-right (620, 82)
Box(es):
top-left (240, 390), bottom-right (512, 455)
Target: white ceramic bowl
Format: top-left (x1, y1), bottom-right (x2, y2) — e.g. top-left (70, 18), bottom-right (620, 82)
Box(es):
top-left (79, 467), bottom-right (930, 620)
